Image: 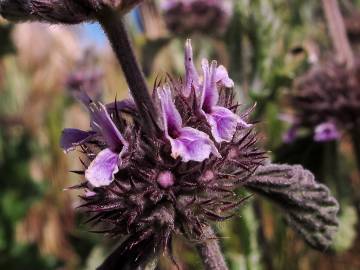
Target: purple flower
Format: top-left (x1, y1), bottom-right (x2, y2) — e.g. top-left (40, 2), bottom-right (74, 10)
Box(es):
top-left (183, 39), bottom-right (234, 97)
top-left (199, 59), bottom-right (251, 143)
top-left (85, 103), bottom-right (128, 187)
top-left (314, 122), bottom-right (340, 142)
top-left (61, 40), bottom-right (266, 269)
top-left (60, 102), bottom-right (128, 187)
top-left (158, 84), bottom-right (220, 162)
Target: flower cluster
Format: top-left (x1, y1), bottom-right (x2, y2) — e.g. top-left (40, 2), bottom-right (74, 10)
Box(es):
top-left (161, 0), bottom-right (232, 36)
top-left (61, 40), bottom-right (265, 266)
top-left (285, 59), bottom-right (360, 143)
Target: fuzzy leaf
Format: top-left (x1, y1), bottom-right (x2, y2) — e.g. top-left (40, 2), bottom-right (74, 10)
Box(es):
top-left (244, 163), bottom-right (339, 250)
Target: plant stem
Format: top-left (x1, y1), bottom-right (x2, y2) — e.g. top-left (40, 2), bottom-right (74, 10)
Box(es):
top-left (96, 7), bottom-right (158, 137)
top-left (196, 225), bottom-right (228, 270)
top-left (322, 0), bottom-right (354, 68)
top-left (351, 129), bottom-right (360, 173)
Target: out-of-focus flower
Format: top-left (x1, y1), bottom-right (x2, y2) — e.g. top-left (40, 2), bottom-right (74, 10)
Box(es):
top-left (67, 49), bottom-right (104, 100)
top-left (314, 122), bottom-right (340, 142)
top-left (286, 59), bottom-right (360, 142)
top-left (61, 39), bottom-right (265, 268)
top-left (160, 0), bottom-right (233, 36)
top-left (0, 0), bottom-right (143, 24)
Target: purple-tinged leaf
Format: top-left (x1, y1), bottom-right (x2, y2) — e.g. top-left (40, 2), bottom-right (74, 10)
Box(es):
top-left (245, 163), bottom-right (339, 250)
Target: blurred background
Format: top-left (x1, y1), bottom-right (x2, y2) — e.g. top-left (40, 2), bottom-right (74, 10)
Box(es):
top-left (1, 0), bottom-right (360, 269)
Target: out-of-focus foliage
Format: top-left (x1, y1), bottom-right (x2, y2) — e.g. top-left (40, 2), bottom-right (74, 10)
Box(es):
top-left (1, 1), bottom-right (360, 269)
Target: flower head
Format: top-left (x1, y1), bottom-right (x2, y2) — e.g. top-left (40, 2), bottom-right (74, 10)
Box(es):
top-left (161, 0), bottom-right (233, 36)
top-left (287, 59), bottom-right (360, 142)
top-left (61, 40), bottom-right (265, 267)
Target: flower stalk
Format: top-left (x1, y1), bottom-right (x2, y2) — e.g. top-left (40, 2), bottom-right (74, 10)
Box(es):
top-left (321, 0), bottom-right (354, 68)
top-left (96, 7), bottom-right (158, 137)
top-left (196, 225), bottom-right (228, 270)
top-left (351, 129), bottom-right (360, 173)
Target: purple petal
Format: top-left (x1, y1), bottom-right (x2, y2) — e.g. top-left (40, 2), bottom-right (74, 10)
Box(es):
top-left (184, 39), bottom-right (200, 97)
top-left (158, 84), bottom-right (183, 135)
top-left (314, 122), bottom-right (340, 142)
top-left (200, 59), bottom-right (219, 112)
top-left (215, 65), bottom-right (234, 88)
top-left (89, 103), bottom-right (128, 153)
top-left (106, 99), bottom-right (137, 114)
top-left (60, 128), bottom-right (95, 153)
top-left (204, 106), bottom-right (239, 143)
top-left (168, 127), bottom-right (220, 162)
top-left (73, 91), bottom-right (92, 107)
top-left (85, 148), bottom-right (120, 187)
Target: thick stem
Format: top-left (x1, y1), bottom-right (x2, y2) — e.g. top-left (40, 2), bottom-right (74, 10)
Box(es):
top-left (96, 7), bottom-right (158, 137)
top-left (351, 129), bottom-right (360, 172)
top-left (322, 0), bottom-right (354, 68)
top-left (351, 129), bottom-right (360, 218)
top-left (196, 225), bottom-right (228, 270)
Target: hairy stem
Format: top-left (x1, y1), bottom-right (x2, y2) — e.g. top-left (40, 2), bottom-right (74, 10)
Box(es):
top-left (322, 0), bottom-right (354, 68)
top-left (96, 7), bottom-right (158, 137)
top-left (351, 129), bottom-right (360, 173)
top-left (196, 225), bottom-right (228, 270)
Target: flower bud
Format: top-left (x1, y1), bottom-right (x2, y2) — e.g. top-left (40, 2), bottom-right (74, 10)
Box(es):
top-left (289, 58), bottom-right (360, 139)
top-left (157, 171), bottom-right (175, 188)
top-left (161, 0), bottom-right (233, 36)
top-left (0, 0), bottom-right (143, 24)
